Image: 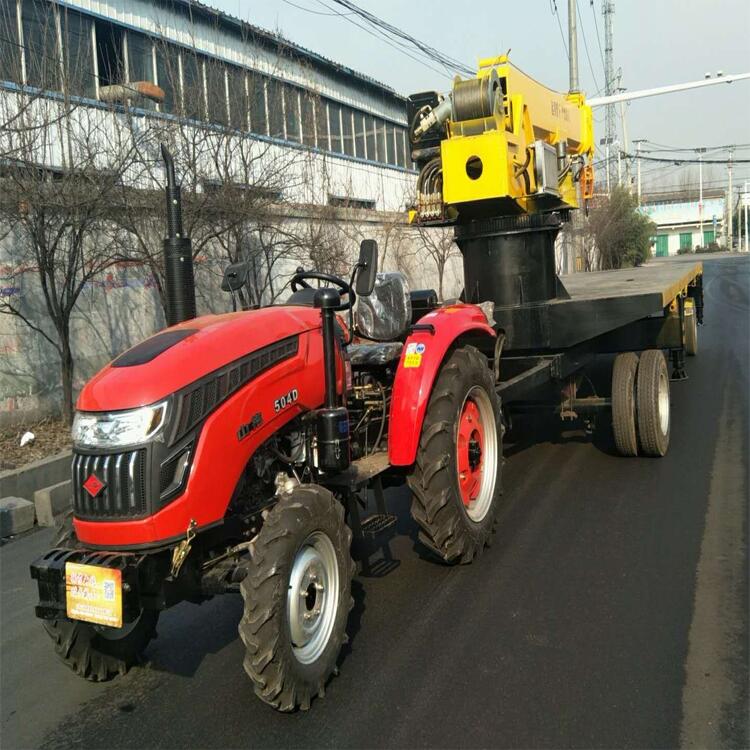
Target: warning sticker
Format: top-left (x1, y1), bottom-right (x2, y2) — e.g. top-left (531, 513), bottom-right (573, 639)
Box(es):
top-left (404, 342), bottom-right (425, 368)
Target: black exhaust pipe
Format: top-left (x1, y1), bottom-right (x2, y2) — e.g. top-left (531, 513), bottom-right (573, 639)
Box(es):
top-left (161, 144), bottom-right (196, 326)
top-left (314, 288), bottom-right (350, 473)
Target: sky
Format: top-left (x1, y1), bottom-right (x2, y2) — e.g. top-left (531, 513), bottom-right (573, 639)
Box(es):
top-left (213, 0), bottom-right (750, 194)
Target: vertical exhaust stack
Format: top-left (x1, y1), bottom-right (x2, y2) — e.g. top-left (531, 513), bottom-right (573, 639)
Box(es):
top-left (161, 144), bottom-right (197, 326)
top-left (314, 288), bottom-right (350, 473)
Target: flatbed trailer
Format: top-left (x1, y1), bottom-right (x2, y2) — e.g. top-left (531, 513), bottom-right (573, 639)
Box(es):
top-left (495, 260), bottom-right (703, 407)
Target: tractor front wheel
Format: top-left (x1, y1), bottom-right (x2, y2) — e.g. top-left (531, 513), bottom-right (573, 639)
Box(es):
top-left (408, 346), bottom-right (503, 564)
top-left (238, 485), bottom-right (354, 711)
top-left (42, 513), bottom-right (159, 681)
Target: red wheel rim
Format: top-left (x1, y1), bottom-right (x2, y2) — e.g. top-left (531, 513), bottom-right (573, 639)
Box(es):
top-left (457, 398), bottom-right (484, 507)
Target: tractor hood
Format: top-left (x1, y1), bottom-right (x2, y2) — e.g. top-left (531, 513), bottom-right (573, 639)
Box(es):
top-left (78, 306), bottom-right (322, 412)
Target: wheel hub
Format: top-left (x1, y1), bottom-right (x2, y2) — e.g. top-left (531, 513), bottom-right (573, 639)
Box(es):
top-left (658, 370), bottom-right (670, 435)
top-left (287, 531), bottom-right (339, 665)
top-left (456, 388), bottom-right (498, 523)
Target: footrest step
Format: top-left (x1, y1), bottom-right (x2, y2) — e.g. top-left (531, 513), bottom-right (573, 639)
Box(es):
top-left (360, 513), bottom-right (397, 539)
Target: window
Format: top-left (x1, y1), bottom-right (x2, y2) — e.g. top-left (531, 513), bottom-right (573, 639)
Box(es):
top-left (226, 65), bottom-right (247, 130)
top-left (396, 127), bottom-right (407, 168)
top-left (328, 194), bottom-right (376, 210)
top-left (375, 119), bottom-right (386, 164)
top-left (341, 107), bottom-right (355, 156)
top-left (93, 18), bottom-right (124, 89)
top-left (126, 31), bottom-right (154, 109)
top-left (248, 72), bottom-right (267, 135)
top-left (266, 78), bottom-right (285, 139)
top-left (21, 0), bottom-right (60, 90)
top-left (354, 112), bottom-right (366, 158)
top-left (59, 9), bottom-right (94, 98)
top-left (0, 0), bottom-right (21, 82)
top-left (154, 41), bottom-right (179, 113)
top-left (284, 85), bottom-right (300, 143)
top-left (126, 32), bottom-right (152, 83)
top-left (328, 101), bottom-right (342, 153)
top-left (180, 51), bottom-right (203, 120)
top-left (364, 114), bottom-right (376, 161)
top-left (385, 123), bottom-right (396, 165)
top-left (315, 99), bottom-right (328, 150)
top-left (204, 59), bottom-right (228, 126)
top-left (300, 91), bottom-right (316, 147)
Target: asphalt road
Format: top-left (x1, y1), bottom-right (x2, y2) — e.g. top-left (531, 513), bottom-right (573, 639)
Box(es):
top-left (1, 255), bottom-right (747, 750)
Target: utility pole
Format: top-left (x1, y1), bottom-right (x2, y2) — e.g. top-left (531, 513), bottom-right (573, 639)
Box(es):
top-left (745, 181), bottom-right (749, 253)
top-left (566, 0), bottom-right (580, 273)
top-left (727, 148), bottom-right (733, 250)
top-left (568, 0), bottom-right (579, 92)
top-left (633, 139), bottom-right (645, 205)
top-left (603, 0), bottom-right (616, 190)
top-left (697, 148), bottom-right (705, 241)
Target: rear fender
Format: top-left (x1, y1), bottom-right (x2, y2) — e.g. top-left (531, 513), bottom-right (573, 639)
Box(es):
top-left (388, 304), bottom-right (495, 466)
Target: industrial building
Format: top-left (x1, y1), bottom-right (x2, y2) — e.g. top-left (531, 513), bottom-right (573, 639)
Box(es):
top-left (0, 0), bottom-right (437, 422)
top-left (0, 0), bottom-right (415, 208)
top-left (640, 189), bottom-right (725, 256)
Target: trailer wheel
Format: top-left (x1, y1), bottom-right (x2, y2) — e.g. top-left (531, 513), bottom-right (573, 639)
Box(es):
top-left (685, 306), bottom-right (698, 356)
top-left (238, 485), bottom-right (354, 712)
top-left (636, 349), bottom-right (671, 457)
top-left (611, 352), bottom-right (640, 457)
top-left (41, 514), bottom-right (159, 681)
top-left (407, 346), bottom-right (502, 564)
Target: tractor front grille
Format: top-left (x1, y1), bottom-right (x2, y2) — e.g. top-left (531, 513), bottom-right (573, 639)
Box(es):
top-left (72, 450), bottom-right (148, 520)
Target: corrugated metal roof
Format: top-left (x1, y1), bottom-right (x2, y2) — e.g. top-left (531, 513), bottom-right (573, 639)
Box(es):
top-left (174, 0), bottom-right (406, 102)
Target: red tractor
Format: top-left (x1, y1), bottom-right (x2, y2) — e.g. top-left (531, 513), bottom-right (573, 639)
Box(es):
top-left (31, 147), bottom-right (502, 711)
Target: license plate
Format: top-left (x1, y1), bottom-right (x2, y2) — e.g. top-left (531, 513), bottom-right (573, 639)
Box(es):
top-left (65, 562), bottom-right (122, 628)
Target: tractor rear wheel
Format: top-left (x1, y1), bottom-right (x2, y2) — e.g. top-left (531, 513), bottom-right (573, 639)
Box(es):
top-left (238, 485), bottom-right (354, 711)
top-left (42, 514), bottom-right (159, 681)
top-left (407, 346), bottom-right (502, 564)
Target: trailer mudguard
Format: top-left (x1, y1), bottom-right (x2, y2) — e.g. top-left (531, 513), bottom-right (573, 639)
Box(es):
top-left (388, 304), bottom-right (495, 466)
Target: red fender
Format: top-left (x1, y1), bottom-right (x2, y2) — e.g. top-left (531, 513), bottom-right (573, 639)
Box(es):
top-left (388, 304), bottom-right (495, 466)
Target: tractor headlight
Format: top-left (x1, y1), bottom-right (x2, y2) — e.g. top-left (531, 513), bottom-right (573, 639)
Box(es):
top-left (72, 402), bottom-right (168, 449)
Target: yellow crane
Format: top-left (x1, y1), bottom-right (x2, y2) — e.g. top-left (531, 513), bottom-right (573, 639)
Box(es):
top-left (408, 55), bottom-right (595, 225)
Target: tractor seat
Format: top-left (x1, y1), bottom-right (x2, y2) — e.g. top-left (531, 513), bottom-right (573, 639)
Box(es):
top-left (285, 287), bottom-right (318, 306)
top-left (348, 341), bottom-right (403, 367)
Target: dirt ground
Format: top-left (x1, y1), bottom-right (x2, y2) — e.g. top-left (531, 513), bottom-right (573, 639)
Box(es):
top-left (0, 418), bottom-right (72, 471)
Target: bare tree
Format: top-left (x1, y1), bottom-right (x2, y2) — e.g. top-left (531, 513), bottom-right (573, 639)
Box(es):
top-left (0, 105), bottom-right (137, 422)
top-left (115, 39), bottom-right (306, 318)
top-left (412, 225), bottom-right (459, 300)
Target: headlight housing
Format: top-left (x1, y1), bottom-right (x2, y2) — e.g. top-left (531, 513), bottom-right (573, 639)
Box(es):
top-left (72, 402), bottom-right (168, 449)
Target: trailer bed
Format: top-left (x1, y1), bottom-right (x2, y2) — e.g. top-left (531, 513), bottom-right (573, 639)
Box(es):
top-left (495, 260), bottom-right (703, 352)
top-left (558, 260), bottom-right (702, 307)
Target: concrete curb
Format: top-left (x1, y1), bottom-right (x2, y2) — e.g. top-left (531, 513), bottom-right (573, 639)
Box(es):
top-left (0, 451), bottom-right (72, 503)
top-left (34, 480), bottom-right (72, 527)
top-left (0, 497), bottom-right (36, 536)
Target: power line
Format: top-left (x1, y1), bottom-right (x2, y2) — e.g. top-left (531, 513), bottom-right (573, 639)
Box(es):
top-left (550, 1), bottom-right (569, 58)
top-left (576, 0), bottom-right (601, 91)
top-left (312, 0), bottom-right (452, 79)
top-left (589, 0), bottom-right (606, 69)
top-left (640, 140), bottom-right (750, 153)
top-left (624, 152), bottom-right (750, 165)
top-left (280, 0), bottom-right (355, 17)
top-left (323, 0), bottom-right (474, 77)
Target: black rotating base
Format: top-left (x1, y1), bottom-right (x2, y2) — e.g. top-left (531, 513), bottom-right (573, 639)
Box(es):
top-left (454, 213), bottom-right (568, 308)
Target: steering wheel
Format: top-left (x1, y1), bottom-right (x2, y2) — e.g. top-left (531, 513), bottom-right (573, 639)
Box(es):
top-left (290, 269), bottom-right (356, 312)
